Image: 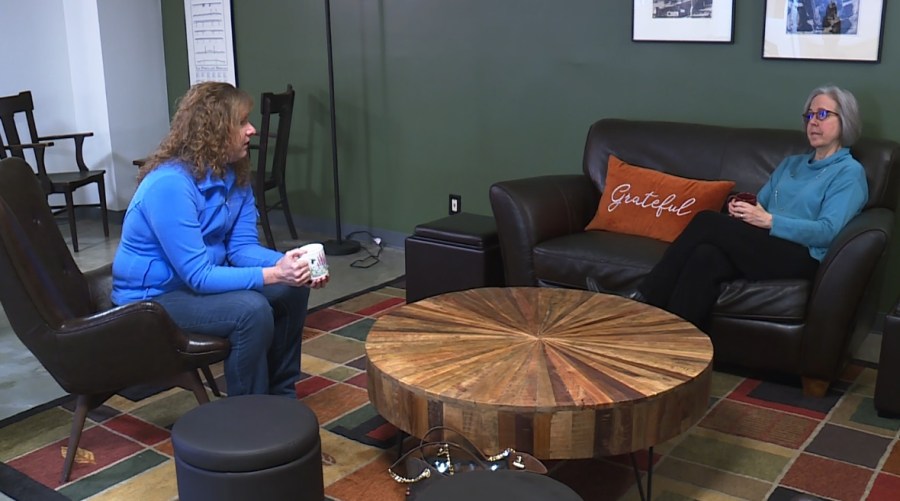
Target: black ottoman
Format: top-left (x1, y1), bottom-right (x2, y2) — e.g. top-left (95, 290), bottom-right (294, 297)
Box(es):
top-left (415, 470), bottom-right (582, 500)
top-left (405, 213), bottom-right (505, 303)
top-left (171, 395), bottom-right (324, 501)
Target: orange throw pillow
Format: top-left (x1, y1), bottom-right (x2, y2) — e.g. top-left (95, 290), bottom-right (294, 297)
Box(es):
top-left (585, 155), bottom-right (735, 243)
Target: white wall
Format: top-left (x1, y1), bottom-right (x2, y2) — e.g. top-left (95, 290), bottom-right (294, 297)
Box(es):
top-left (0, 0), bottom-right (169, 210)
top-left (97, 0), bottom-right (171, 209)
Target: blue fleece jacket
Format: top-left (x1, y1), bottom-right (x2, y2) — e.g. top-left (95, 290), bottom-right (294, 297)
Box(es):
top-left (756, 148), bottom-right (868, 261)
top-left (111, 162), bottom-right (283, 305)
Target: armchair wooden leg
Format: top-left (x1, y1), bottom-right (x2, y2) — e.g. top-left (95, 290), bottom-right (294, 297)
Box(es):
top-left (97, 177), bottom-right (109, 237)
top-left (64, 190), bottom-right (78, 252)
top-left (61, 394), bottom-right (90, 483)
top-left (181, 370), bottom-right (211, 404)
top-left (200, 364), bottom-right (222, 397)
top-left (801, 377), bottom-right (829, 397)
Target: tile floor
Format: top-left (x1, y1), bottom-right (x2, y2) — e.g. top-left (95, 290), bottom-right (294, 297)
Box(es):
top-left (0, 214), bottom-right (406, 422)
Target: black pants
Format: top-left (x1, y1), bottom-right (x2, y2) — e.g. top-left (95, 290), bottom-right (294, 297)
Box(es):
top-left (637, 211), bottom-right (819, 331)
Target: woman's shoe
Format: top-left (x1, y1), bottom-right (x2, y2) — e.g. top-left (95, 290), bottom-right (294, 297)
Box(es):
top-left (626, 289), bottom-right (647, 303)
top-left (585, 276), bottom-right (608, 293)
top-left (587, 277), bottom-right (646, 303)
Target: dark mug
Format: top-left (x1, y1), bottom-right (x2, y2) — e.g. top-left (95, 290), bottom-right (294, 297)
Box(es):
top-left (729, 192), bottom-right (757, 206)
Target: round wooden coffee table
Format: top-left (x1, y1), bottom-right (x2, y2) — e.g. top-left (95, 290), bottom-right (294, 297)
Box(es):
top-left (366, 287), bottom-right (712, 460)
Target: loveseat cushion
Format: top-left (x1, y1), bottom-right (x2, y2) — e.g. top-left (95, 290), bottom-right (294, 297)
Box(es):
top-left (534, 231), bottom-right (809, 322)
top-left (533, 231), bottom-right (667, 291)
top-left (713, 279), bottom-right (809, 322)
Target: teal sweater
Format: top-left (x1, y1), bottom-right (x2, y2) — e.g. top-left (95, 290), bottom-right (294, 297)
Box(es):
top-left (757, 148), bottom-right (868, 261)
top-left (111, 162), bottom-right (283, 305)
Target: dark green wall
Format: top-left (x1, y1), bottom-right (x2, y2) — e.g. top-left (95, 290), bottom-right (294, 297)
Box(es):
top-left (161, 0), bottom-right (900, 308)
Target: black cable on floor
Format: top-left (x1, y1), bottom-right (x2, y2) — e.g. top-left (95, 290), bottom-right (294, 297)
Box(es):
top-left (345, 230), bottom-right (384, 268)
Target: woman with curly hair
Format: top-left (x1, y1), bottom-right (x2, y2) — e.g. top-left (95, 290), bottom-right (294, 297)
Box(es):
top-left (112, 82), bottom-right (326, 397)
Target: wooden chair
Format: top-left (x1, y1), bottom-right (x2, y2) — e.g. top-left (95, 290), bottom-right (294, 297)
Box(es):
top-left (0, 90), bottom-right (109, 252)
top-left (0, 156), bottom-right (229, 482)
top-left (251, 85), bottom-right (297, 249)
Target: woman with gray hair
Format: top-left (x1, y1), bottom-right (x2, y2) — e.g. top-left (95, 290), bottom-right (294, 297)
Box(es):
top-left (589, 85), bottom-right (869, 331)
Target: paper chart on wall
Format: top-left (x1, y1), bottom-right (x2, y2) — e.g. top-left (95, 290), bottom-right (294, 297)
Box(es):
top-left (183, 0), bottom-right (236, 86)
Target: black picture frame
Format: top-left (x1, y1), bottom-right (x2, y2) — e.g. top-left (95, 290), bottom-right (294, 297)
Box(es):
top-left (632, 0), bottom-right (735, 43)
top-left (762, 0), bottom-right (886, 62)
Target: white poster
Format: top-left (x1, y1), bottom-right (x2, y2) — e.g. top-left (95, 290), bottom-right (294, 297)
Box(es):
top-left (184, 0), bottom-right (237, 85)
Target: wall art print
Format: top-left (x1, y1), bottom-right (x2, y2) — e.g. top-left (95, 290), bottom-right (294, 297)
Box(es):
top-left (763, 0), bottom-right (886, 62)
top-left (632, 0), bottom-right (735, 43)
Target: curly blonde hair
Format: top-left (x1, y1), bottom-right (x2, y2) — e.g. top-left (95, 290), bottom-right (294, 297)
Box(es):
top-left (138, 82), bottom-right (254, 185)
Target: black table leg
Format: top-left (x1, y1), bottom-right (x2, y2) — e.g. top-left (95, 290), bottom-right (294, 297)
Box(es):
top-left (395, 429), bottom-right (409, 461)
top-left (629, 447), bottom-right (653, 501)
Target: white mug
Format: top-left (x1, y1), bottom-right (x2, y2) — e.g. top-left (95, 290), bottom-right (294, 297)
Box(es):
top-left (298, 243), bottom-right (329, 280)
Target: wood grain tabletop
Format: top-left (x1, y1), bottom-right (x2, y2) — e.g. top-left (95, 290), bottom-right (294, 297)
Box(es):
top-left (367, 287), bottom-right (713, 458)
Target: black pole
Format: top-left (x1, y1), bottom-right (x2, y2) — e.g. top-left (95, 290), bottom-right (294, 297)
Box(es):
top-left (323, 0), bottom-right (360, 256)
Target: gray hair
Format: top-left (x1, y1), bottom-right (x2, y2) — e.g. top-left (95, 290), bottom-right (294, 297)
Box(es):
top-left (802, 85), bottom-right (862, 146)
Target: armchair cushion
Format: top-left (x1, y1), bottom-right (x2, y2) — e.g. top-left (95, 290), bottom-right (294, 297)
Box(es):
top-left (585, 155), bottom-right (734, 242)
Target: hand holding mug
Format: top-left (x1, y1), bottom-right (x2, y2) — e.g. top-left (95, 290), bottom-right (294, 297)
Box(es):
top-left (728, 192), bottom-right (772, 229)
top-left (728, 192), bottom-right (757, 217)
top-left (296, 243), bottom-right (330, 288)
top-left (275, 248), bottom-right (311, 285)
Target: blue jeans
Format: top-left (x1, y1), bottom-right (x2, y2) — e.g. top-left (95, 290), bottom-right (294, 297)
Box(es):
top-left (152, 285), bottom-right (310, 397)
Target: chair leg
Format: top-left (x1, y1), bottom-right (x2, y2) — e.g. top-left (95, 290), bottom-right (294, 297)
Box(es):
top-left (278, 183), bottom-right (298, 239)
top-left (61, 394), bottom-right (90, 483)
top-left (200, 364), bottom-right (222, 397)
top-left (181, 370), bottom-right (211, 404)
top-left (64, 190), bottom-right (78, 252)
top-left (257, 193), bottom-right (277, 250)
top-left (97, 177), bottom-right (109, 237)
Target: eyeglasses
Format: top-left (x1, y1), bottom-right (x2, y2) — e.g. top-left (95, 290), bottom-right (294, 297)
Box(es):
top-left (803, 109), bottom-right (840, 122)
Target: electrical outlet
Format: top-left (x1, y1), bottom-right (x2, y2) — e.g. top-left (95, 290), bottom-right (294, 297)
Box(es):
top-left (449, 194), bottom-right (461, 215)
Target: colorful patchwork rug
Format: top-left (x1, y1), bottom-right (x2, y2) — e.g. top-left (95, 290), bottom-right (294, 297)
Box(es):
top-left (1, 280), bottom-right (899, 501)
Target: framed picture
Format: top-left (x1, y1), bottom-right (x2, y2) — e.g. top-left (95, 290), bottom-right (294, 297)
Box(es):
top-left (762, 0), bottom-right (886, 62)
top-left (632, 0), bottom-right (735, 43)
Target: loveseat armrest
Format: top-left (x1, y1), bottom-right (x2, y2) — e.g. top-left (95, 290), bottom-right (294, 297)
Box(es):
top-left (802, 208), bottom-right (893, 379)
top-left (490, 175), bottom-right (597, 285)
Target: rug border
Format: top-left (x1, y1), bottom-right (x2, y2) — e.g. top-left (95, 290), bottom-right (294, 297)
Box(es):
top-left (0, 461), bottom-right (69, 500)
top-left (308, 275), bottom-right (405, 314)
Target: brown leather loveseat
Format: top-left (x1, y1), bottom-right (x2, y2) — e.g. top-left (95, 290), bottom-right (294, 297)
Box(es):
top-left (490, 118), bottom-right (900, 396)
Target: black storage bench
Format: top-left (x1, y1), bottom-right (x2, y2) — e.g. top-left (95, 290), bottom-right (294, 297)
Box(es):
top-left (405, 213), bottom-right (505, 303)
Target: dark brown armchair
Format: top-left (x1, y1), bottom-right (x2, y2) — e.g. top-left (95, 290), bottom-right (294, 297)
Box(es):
top-left (0, 90), bottom-right (109, 252)
top-left (251, 84), bottom-right (297, 249)
top-left (0, 157), bottom-right (230, 482)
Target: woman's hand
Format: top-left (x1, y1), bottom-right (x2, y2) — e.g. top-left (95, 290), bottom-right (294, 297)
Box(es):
top-left (264, 249), bottom-right (312, 286)
top-left (309, 274), bottom-right (330, 289)
top-left (728, 199), bottom-right (773, 229)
